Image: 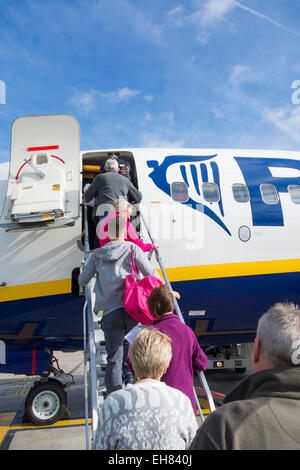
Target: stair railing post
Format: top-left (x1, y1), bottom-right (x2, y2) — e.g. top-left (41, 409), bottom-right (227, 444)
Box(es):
top-left (82, 204), bottom-right (99, 449)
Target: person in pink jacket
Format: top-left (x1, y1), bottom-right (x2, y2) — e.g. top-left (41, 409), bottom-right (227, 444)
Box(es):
top-left (99, 199), bottom-right (158, 252)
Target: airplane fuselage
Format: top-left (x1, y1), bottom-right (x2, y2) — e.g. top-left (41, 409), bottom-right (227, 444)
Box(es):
top-left (1, 117), bottom-right (300, 375)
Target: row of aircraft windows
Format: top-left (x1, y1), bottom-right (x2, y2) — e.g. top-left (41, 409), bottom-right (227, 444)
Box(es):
top-left (170, 182), bottom-right (300, 205)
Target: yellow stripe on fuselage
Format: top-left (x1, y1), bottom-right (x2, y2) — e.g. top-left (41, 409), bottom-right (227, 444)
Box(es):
top-left (1, 258), bottom-right (300, 303)
top-left (0, 279), bottom-right (71, 302)
top-left (158, 258), bottom-right (300, 283)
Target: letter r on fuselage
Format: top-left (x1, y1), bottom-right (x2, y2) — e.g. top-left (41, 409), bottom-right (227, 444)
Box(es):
top-left (234, 157), bottom-right (300, 227)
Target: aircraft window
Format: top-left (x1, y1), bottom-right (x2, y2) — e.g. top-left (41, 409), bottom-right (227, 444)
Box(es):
top-left (260, 184), bottom-right (279, 204)
top-left (202, 183), bottom-right (220, 203)
top-left (288, 185), bottom-right (300, 205)
top-left (232, 184), bottom-right (249, 203)
top-left (171, 182), bottom-right (189, 202)
top-left (239, 225), bottom-right (251, 242)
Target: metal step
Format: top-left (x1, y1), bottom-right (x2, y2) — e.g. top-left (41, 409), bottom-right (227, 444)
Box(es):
top-left (94, 327), bottom-right (107, 377)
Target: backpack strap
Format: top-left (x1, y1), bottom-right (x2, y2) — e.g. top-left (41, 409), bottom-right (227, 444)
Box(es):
top-left (130, 245), bottom-right (138, 277)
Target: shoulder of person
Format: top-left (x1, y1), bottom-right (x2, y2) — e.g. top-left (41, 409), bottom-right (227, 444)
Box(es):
top-left (103, 388), bottom-right (127, 407)
top-left (166, 386), bottom-right (197, 417)
top-left (92, 173), bottom-right (103, 183)
top-left (206, 397), bottom-right (261, 432)
top-left (165, 382), bottom-right (191, 401)
top-left (131, 242), bottom-right (145, 257)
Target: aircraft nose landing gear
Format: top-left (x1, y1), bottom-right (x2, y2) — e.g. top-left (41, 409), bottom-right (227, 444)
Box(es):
top-left (25, 379), bottom-right (67, 425)
top-left (24, 353), bottom-right (74, 426)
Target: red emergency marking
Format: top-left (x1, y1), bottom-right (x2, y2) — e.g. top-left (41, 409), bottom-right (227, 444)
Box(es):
top-left (31, 349), bottom-right (37, 375)
top-left (27, 145), bottom-right (59, 151)
top-left (51, 155), bottom-right (66, 164)
top-left (15, 158), bottom-right (31, 180)
top-left (15, 155), bottom-right (65, 180)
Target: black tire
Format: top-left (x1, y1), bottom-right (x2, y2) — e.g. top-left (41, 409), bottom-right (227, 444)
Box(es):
top-left (25, 381), bottom-right (67, 426)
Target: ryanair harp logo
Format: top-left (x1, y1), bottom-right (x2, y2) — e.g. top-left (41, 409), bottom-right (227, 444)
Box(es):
top-left (147, 154), bottom-right (231, 236)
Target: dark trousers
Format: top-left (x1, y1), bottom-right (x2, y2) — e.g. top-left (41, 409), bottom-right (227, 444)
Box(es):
top-left (101, 308), bottom-right (137, 395)
top-left (87, 206), bottom-right (96, 249)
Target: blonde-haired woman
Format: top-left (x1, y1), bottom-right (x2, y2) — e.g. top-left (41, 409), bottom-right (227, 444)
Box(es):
top-left (95, 328), bottom-right (197, 450)
top-left (98, 199), bottom-right (158, 252)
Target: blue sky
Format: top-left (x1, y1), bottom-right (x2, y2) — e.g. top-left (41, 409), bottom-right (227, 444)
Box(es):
top-left (0, 0), bottom-right (300, 163)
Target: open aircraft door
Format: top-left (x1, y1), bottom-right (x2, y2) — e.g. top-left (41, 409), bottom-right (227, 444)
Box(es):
top-left (0, 114), bottom-right (81, 230)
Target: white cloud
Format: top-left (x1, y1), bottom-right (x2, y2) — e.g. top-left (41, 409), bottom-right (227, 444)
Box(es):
top-left (262, 105), bottom-right (300, 145)
top-left (143, 94), bottom-right (154, 102)
top-left (167, 0), bottom-right (235, 39)
top-left (68, 90), bottom-right (97, 114)
top-left (160, 112), bottom-right (174, 125)
top-left (144, 112), bottom-right (153, 123)
top-left (93, 0), bottom-right (162, 45)
top-left (139, 132), bottom-right (184, 148)
top-left (229, 64), bottom-right (265, 86)
top-left (140, 111), bottom-right (180, 147)
top-left (234, 1), bottom-right (299, 37)
top-left (188, 0), bottom-right (298, 43)
top-left (188, 0), bottom-right (235, 42)
top-left (224, 64), bottom-right (300, 147)
top-left (0, 153), bottom-right (9, 167)
top-left (99, 87), bottom-right (140, 103)
top-left (226, 64), bottom-right (300, 146)
top-left (167, 5), bottom-right (185, 26)
top-left (143, 111), bottom-right (175, 126)
top-left (167, 5), bottom-right (184, 17)
top-left (69, 87), bottom-right (141, 113)
top-left (193, 0), bottom-right (235, 27)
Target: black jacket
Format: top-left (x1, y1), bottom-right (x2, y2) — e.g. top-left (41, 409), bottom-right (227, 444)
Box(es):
top-left (189, 367), bottom-right (300, 450)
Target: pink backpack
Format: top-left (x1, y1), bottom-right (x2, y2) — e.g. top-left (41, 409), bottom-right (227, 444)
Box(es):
top-left (124, 245), bottom-right (164, 325)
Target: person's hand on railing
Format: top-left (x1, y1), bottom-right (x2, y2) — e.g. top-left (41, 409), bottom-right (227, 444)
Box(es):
top-left (148, 243), bottom-right (160, 260)
top-left (171, 290), bottom-right (180, 299)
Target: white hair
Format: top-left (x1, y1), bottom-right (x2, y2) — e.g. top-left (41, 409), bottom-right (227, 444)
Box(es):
top-left (113, 199), bottom-right (132, 214)
top-left (257, 302), bottom-right (300, 368)
top-left (104, 158), bottom-right (119, 171)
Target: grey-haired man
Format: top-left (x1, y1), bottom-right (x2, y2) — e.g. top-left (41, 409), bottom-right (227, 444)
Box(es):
top-left (84, 158), bottom-right (142, 246)
top-left (189, 302), bottom-right (300, 450)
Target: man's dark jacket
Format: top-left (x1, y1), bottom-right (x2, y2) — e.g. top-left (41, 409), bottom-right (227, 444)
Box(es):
top-left (84, 170), bottom-right (142, 218)
top-left (189, 367), bottom-right (300, 450)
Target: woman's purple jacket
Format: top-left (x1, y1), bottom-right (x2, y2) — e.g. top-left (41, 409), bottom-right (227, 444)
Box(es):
top-left (128, 313), bottom-right (208, 416)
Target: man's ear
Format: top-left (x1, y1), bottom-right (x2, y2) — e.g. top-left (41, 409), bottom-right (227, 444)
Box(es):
top-left (253, 337), bottom-right (261, 365)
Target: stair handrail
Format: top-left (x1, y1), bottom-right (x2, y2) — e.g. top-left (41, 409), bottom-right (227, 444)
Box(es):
top-left (82, 204), bottom-right (99, 449)
top-left (139, 209), bottom-right (216, 419)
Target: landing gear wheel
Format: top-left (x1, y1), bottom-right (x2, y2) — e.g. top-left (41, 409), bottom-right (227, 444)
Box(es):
top-left (25, 381), bottom-right (67, 426)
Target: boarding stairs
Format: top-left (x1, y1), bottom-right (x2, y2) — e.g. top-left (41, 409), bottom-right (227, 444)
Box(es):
top-left (82, 205), bottom-right (216, 450)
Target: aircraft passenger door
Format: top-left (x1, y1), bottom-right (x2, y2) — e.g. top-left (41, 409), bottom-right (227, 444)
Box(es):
top-left (0, 114), bottom-right (81, 230)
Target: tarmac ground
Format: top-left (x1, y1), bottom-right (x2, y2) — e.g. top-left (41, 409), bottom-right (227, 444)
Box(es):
top-left (0, 350), bottom-right (251, 451)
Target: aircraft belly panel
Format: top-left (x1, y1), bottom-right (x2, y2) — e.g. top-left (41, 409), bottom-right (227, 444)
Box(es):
top-left (0, 293), bottom-right (84, 351)
top-left (1, 271), bottom-right (299, 349)
top-left (169, 271), bottom-right (300, 345)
